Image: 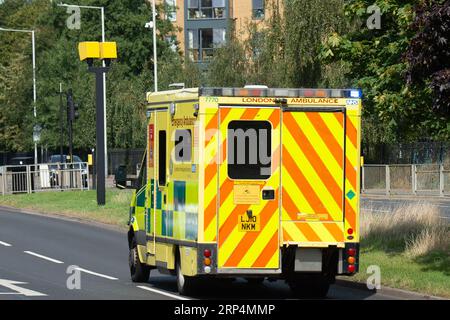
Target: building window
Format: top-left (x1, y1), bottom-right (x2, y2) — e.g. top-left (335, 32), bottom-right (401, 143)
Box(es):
top-left (252, 0), bottom-right (265, 19)
top-left (165, 0), bottom-right (177, 22)
top-left (188, 28), bottom-right (226, 62)
top-left (165, 35), bottom-right (177, 52)
top-left (188, 0), bottom-right (226, 20)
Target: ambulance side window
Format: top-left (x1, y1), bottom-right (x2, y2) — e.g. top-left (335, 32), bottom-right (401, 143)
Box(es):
top-left (158, 131), bottom-right (167, 186)
top-left (227, 120), bottom-right (272, 180)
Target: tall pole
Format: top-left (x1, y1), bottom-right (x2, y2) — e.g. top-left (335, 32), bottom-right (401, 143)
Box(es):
top-left (59, 83), bottom-right (64, 163)
top-left (31, 30), bottom-right (37, 166)
top-left (152, 0), bottom-right (158, 92)
top-left (88, 67), bottom-right (108, 206)
top-left (57, 3), bottom-right (108, 178)
top-left (0, 27), bottom-right (37, 165)
top-left (101, 7), bottom-right (108, 178)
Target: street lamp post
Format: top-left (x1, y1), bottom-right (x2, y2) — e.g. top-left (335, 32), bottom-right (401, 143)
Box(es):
top-left (145, 0), bottom-right (158, 92)
top-left (57, 3), bottom-right (108, 177)
top-left (0, 27), bottom-right (38, 165)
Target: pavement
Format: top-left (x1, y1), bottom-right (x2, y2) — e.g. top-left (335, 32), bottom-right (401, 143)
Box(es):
top-left (0, 206), bottom-right (445, 300)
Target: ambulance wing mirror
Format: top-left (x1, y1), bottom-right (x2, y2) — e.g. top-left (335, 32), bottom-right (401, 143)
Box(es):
top-left (170, 102), bottom-right (176, 117)
top-left (193, 103), bottom-right (199, 117)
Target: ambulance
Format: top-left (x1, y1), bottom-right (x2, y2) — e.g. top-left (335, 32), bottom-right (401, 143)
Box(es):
top-left (127, 86), bottom-right (362, 297)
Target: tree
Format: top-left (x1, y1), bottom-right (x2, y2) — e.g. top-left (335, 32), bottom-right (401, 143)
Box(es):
top-left (206, 0), bottom-right (347, 88)
top-left (406, 0), bottom-right (450, 122)
top-left (206, 23), bottom-right (247, 87)
top-left (0, 0), bottom-right (195, 153)
top-left (322, 0), bottom-right (449, 143)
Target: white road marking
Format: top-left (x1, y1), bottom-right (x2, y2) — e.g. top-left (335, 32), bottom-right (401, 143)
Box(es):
top-left (74, 267), bottom-right (118, 280)
top-left (24, 251), bottom-right (64, 264)
top-left (0, 241), bottom-right (12, 247)
top-left (0, 279), bottom-right (47, 297)
top-left (0, 293), bottom-right (22, 295)
top-left (137, 285), bottom-right (190, 300)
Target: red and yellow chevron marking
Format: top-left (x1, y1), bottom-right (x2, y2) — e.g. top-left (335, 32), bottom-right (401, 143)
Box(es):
top-left (203, 108), bottom-right (224, 242)
top-left (281, 111), bottom-right (349, 243)
top-left (282, 221), bottom-right (344, 243)
top-left (204, 107), bottom-right (282, 269)
top-left (343, 114), bottom-right (360, 242)
top-left (203, 104), bottom-right (360, 264)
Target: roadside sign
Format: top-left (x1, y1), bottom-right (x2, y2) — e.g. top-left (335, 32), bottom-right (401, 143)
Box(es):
top-left (33, 124), bottom-right (42, 143)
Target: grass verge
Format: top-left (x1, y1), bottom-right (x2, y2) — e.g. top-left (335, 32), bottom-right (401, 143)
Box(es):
top-left (0, 189), bottom-right (132, 229)
top-left (348, 202), bottom-right (450, 298)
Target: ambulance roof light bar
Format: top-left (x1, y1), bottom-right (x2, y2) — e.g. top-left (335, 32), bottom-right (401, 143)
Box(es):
top-left (199, 87), bottom-right (362, 99)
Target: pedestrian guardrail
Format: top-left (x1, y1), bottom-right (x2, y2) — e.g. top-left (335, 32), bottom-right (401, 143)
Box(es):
top-left (0, 162), bottom-right (89, 195)
top-left (362, 164), bottom-right (450, 197)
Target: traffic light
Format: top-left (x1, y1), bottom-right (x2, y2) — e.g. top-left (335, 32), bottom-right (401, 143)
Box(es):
top-left (66, 89), bottom-right (80, 122)
top-left (67, 89), bottom-right (74, 122)
top-left (73, 102), bottom-right (80, 120)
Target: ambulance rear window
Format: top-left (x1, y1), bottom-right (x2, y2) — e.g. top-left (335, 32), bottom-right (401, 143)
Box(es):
top-left (227, 120), bottom-right (272, 180)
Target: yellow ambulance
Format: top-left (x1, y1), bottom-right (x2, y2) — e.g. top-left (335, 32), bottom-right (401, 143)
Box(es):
top-left (127, 86), bottom-right (362, 297)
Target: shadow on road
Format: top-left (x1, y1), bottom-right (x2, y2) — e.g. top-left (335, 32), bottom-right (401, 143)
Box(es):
top-left (148, 274), bottom-right (379, 300)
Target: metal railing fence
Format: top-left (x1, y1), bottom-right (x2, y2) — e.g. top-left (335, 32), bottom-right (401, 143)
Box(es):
top-left (362, 164), bottom-right (450, 197)
top-left (0, 162), bottom-right (89, 195)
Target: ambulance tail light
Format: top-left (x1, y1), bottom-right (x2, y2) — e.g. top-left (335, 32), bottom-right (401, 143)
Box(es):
top-left (347, 248), bottom-right (356, 257)
top-left (203, 248), bottom-right (213, 273)
top-left (347, 264), bottom-right (356, 273)
top-left (344, 244), bottom-right (359, 275)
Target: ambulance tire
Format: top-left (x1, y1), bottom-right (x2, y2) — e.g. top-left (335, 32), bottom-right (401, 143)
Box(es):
top-left (176, 252), bottom-right (197, 296)
top-left (129, 239), bottom-right (150, 283)
top-left (288, 275), bottom-right (330, 298)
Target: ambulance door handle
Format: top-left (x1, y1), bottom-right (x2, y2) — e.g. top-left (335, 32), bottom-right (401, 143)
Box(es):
top-left (163, 194), bottom-right (167, 205)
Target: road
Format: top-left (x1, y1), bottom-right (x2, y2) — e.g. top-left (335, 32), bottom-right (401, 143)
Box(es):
top-left (0, 206), bottom-right (439, 300)
top-left (361, 196), bottom-right (450, 220)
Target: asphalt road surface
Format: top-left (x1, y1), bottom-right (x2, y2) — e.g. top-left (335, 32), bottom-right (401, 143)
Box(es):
top-left (361, 196), bottom-right (450, 220)
top-left (0, 206), bottom-right (440, 300)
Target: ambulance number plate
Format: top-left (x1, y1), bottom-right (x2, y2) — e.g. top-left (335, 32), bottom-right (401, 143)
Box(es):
top-left (238, 214), bottom-right (260, 232)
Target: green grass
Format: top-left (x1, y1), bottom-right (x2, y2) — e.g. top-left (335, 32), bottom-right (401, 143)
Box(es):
top-left (347, 248), bottom-right (450, 298)
top-left (0, 189), bottom-right (132, 229)
top-left (344, 203), bottom-right (450, 298)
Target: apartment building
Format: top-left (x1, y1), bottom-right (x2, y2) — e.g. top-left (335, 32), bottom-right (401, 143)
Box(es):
top-left (158, 0), bottom-right (270, 63)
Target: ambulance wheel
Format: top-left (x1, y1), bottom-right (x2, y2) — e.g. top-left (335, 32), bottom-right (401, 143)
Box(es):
top-left (129, 239), bottom-right (150, 282)
top-left (287, 275), bottom-right (330, 298)
top-left (176, 252), bottom-right (197, 296)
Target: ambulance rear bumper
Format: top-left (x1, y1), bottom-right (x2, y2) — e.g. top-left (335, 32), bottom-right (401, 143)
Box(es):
top-left (196, 243), bottom-right (359, 277)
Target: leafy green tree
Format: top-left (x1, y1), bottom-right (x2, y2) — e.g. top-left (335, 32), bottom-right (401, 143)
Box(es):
top-left (0, 0), bottom-right (197, 153)
top-left (206, 0), bottom-right (347, 88)
top-left (206, 23), bottom-right (247, 87)
top-left (405, 0), bottom-right (450, 129)
top-left (322, 0), bottom-right (449, 143)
